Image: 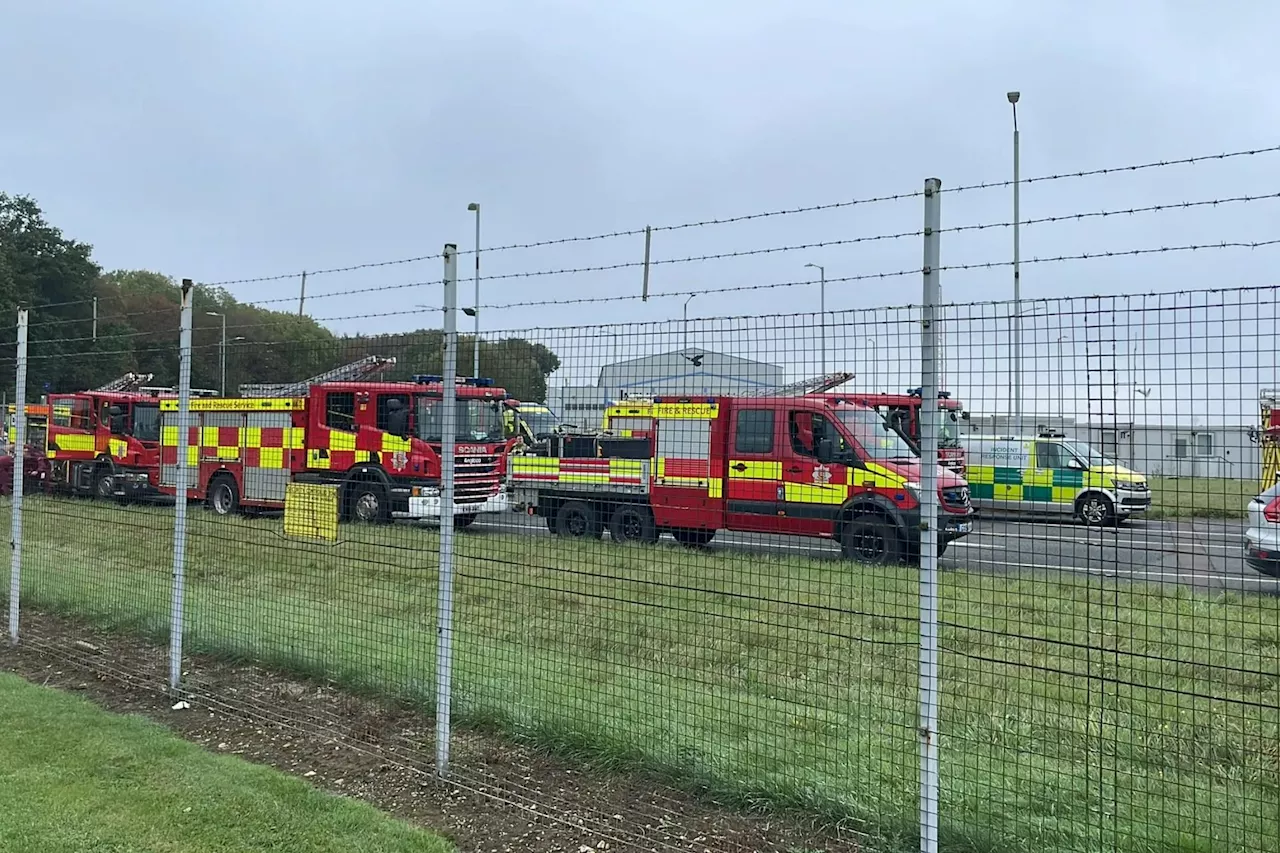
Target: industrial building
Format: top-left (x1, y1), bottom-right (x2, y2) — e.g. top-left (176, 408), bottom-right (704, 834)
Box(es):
top-left (547, 347), bottom-right (784, 429)
top-left (962, 415), bottom-right (1257, 480)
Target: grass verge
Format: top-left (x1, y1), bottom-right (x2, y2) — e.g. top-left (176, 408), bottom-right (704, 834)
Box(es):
top-left (5, 497), bottom-right (1279, 853)
top-left (0, 670), bottom-right (451, 853)
top-left (1146, 476), bottom-right (1256, 520)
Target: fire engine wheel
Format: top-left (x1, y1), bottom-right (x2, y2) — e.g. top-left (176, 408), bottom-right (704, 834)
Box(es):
top-left (671, 528), bottom-right (715, 548)
top-left (840, 515), bottom-right (904, 564)
top-left (93, 468), bottom-right (115, 500)
top-left (206, 475), bottom-right (240, 516)
top-left (554, 500), bottom-right (602, 539)
top-left (347, 483), bottom-right (389, 524)
top-left (609, 504), bottom-right (657, 545)
top-left (1077, 493), bottom-right (1115, 527)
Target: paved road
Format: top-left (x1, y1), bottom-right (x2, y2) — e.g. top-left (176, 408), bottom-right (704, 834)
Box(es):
top-left (470, 512), bottom-right (1278, 594)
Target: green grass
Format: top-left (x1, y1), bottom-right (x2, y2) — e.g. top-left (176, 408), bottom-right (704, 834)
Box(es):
top-left (5, 497), bottom-right (1279, 853)
top-left (0, 670), bottom-right (451, 853)
top-left (1146, 476), bottom-right (1257, 520)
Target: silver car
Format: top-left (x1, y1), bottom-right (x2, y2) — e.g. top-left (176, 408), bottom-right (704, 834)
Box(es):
top-left (1245, 482), bottom-right (1280, 577)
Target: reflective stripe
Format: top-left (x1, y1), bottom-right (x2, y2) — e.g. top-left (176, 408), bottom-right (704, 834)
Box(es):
top-left (783, 482), bottom-right (846, 504)
top-left (159, 397), bottom-right (305, 412)
top-left (863, 462), bottom-right (907, 488)
top-left (728, 460), bottom-right (782, 479)
top-left (53, 434), bottom-right (96, 453)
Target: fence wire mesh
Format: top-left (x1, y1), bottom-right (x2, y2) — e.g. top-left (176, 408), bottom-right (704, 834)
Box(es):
top-left (2, 149), bottom-right (1279, 853)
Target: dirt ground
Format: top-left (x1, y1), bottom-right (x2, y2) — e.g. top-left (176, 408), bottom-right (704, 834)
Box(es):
top-left (1, 610), bottom-right (863, 853)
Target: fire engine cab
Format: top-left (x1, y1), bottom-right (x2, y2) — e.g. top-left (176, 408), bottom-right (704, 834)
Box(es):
top-left (156, 358), bottom-right (517, 526)
top-left (836, 389), bottom-right (969, 478)
top-left (44, 373), bottom-right (214, 499)
top-left (511, 374), bottom-right (973, 563)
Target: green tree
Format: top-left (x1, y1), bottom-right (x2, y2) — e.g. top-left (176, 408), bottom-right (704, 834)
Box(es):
top-left (0, 194), bottom-right (561, 401)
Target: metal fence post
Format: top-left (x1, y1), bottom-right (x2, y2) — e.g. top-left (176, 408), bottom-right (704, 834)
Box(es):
top-left (169, 280), bottom-right (194, 691)
top-left (436, 244), bottom-right (459, 776)
top-left (8, 308), bottom-right (28, 645)
top-left (918, 178), bottom-right (943, 853)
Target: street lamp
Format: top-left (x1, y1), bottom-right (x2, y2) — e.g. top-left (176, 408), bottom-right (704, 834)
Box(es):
top-left (1008, 90), bottom-right (1023, 431)
top-left (467, 202), bottom-right (481, 378)
top-left (682, 294), bottom-right (697, 350)
top-left (865, 338), bottom-right (877, 391)
top-left (804, 263), bottom-right (827, 376)
top-left (206, 311), bottom-right (226, 395)
top-left (1057, 334), bottom-right (1069, 423)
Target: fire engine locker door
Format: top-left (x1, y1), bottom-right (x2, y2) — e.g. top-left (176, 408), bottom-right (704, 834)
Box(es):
top-left (724, 407), bottom-right (783, 534)
top-left (778, 410), bottom-right (851, 538)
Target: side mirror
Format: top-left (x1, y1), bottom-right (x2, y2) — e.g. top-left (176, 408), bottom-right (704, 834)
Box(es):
top-left (816, 437), bottom-right (834, 464)
top-left (1066, 457), bottom-right (1084, 470)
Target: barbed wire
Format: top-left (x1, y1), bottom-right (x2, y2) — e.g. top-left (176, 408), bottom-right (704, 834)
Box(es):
top-left (195, 143), bottom-right (1280, 287)
top-left (202, 253), bottom-right (446, 287)
top-left (938, 238), bottom-right (1280, 276)
top-left (25, 186), bottom-right (1279, 332)
top-left (15, 282), bottom-right (1280, 359)
top-left (22, 235), bottom-right (1280, 342)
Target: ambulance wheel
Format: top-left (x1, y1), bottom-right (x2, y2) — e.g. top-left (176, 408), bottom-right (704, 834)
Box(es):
top-left (555, 500), bottom-right (601, 539)
top-left (1077, 493), bottom-right (1115, 527)
top-left (347, 482), bottom-right (389, 524)
top-left (206, 474), bottom-right (240, 516)
top-left (672, 528), bottom-right (715, 548)
top-left (840, 515), bottom-right (904, 564)
top-left (609, 504), bottom-right (657, 544)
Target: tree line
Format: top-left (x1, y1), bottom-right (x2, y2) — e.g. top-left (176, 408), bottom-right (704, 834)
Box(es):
top-left (0, 194), bottom-right (560, 403)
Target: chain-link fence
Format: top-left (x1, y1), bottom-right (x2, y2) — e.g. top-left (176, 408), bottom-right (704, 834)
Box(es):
top-left (3, 155), bottom-right (1279, 853)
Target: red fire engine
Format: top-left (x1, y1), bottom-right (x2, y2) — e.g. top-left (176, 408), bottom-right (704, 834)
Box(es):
top-left (509, 382), bottom-right (973, 563)
top-left (831, 388), bottom-right (969, 477)
top-left (43, 373), bottom-right (214, 499)
top-left (157, 360), bottom-right (518, 526)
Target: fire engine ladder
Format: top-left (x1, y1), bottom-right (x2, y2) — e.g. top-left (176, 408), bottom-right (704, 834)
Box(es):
top-left (237, 355), bottom-right (397, 398)
top-left (93, 372), bottom-right (155, 393)
top-left (742, 371), bottom-right (855, 398)
top-left (1260, 389), bottom-right (1280, 489)
top-left (613, 372), bottom-right (855, 408)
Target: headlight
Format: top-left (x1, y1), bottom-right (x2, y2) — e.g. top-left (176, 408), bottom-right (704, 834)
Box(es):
top-left (905, 481), bottom-right (921, 496)
top-left (1111, 480), bottom-right (1134, 490)
top-left (412, 486), bottom-right (441, 498)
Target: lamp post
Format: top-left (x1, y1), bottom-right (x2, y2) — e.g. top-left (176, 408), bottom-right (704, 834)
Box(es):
top-left (682, 293), bottom-right (697, 350)
top-left (206, 311), bottom-right (226, 395)
top-left (1008, 90), bottom-right (1023, 432)
top-left (466, 202), bottom-right (481, 378)
top-left (804, 263), bottom-right (826, 376)
top-left (865, 338), bottom-right (877, 391)
top-left (1057, 334), bottom-right (1069, 424)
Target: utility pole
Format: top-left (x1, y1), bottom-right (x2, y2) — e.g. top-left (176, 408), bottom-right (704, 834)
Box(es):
top-left (298, 271), bottom-right (308, 317)
top-left (467, 203), bottom-right (481, 378)
top-left (1009, 90), bottom-right (1023, 433)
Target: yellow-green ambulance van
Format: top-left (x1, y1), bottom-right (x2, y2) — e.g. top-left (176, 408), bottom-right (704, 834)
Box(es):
top-left (962, 430), bottom-right (1152, 525)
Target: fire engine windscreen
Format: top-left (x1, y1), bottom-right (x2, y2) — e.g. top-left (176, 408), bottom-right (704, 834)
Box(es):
top-left (517, 405), bottom-right (559, 438)
top-left (835, 407), bottom-right (918, 461)
top-left (132, 403), bottom-right (160, 443)
top-left (415, 397), bottom-right (505, 443)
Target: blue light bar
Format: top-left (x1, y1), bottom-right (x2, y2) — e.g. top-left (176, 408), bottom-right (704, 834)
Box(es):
top-left (412, 375), bottom-right (495, 387)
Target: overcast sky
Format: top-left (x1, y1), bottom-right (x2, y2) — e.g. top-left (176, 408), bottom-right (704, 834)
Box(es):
top-left (4, 1), bottom-right (1280, 420)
